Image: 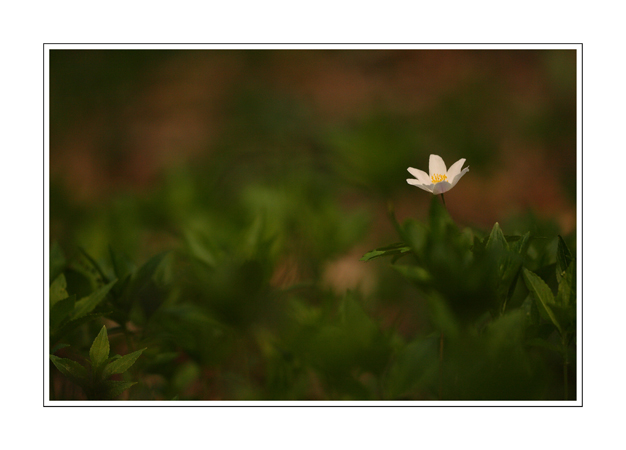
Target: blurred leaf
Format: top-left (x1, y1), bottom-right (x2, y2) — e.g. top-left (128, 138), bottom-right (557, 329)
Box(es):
top-left (360, 242), bottom-right (411, 262)
top-left (79, 247), bottom-right (111, 284)
top-left (556, 235), bottom-right (574, 284)
top-left (109, 246), bottom-right (135, 282)
top-left (485, 222), bottom-right (509, 253)
top-left (183, 229), bottom-right (217, 268)
top-left (550, 303), bottom-right (576, 336)
top-left (102, 380), bottom-right (137, 399)
top-left (50, 274), bottom-right (69, 307)
top-left (424, 292), bottom-right (460, 340)
top-left (497, 232), bottom-right (531, 313)
top-left (122, 252), bottom-right (170, 312)
top-left (50, 354), bottom-right (88, 386)
top-left (171, 361), bottom-right (201, 394)
top-left (556, 261), bottom-right (576, 307)
top-left (50, 294), bottom-right (76, 331)
top-left (89, 326), bottom-right (110, 373)
top-left (385, 335), bottom-right (439, 399)
top-left (522, 268), bottom-right (562, 335)
top-left (68, 252), bottom-right (106, 294)
top-left (102, 348), bottom-right (146, 379)
top-left (71, 280), bottom-right (116, 320)
top-left (393, 264), bottom-right (432, 286)
top-left (510, 232), bottom-right (531, 255)
top-left (133, 252), bottom-right (170, 289)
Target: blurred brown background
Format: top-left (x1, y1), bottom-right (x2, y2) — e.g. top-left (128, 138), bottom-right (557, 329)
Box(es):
top-left (50, 49), bottom-right (576, 230)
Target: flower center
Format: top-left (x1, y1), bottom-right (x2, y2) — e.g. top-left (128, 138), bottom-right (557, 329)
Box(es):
top-left (431, 173), bottom-right (448, 184)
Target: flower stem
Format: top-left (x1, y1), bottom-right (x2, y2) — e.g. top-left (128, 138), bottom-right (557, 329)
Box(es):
top-left (440, 193), bottom-right (446, 207)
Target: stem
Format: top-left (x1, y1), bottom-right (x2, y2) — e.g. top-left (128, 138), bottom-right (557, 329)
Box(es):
top-left (440, 193), bottom-right (446, 207)
top-left (439, 331), bottom-right (444, 400)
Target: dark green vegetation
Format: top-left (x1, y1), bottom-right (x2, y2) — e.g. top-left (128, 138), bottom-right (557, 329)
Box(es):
top-left (49, 195), bottom-right (576, 400)
top-left (361, 199), bottom-right (576, 400)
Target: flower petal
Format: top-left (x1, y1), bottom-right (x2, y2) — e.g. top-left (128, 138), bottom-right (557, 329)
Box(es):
top-left (432, 180), bottom-right (453, 195)
top-left (407, 178), bottom-right (434, 193)
top-left (429, 154), bottom-right (447, 179)
top-left (449, 167), bottom-right (469, 188)
top-left (446, 158), bottom-right (466, 180)
top-left (407, 167), bottom-right (431, 185)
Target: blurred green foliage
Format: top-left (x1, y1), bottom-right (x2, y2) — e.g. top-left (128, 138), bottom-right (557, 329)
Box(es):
top-left (49, 194), bottom-right (576, 400)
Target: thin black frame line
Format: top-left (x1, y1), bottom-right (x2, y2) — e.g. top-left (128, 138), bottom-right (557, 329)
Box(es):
top-left (43, 43), bottom-right (583, 46)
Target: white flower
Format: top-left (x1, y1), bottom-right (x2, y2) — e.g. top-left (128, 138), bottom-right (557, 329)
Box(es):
top-left (406, 154), bottom-right (469, 195)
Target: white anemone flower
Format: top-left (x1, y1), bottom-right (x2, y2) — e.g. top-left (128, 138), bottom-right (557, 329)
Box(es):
top-left (406, 154), bottom-right (469, 195)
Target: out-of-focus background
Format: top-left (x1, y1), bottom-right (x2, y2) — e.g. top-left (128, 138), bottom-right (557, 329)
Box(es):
top-left (49, 49), bottom-right (577, 400)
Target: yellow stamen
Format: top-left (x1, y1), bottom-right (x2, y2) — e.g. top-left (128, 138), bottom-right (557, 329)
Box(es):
top-left (431, 173), bottom-right (448, 183)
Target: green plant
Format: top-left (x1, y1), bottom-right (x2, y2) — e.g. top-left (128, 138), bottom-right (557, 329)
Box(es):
top-left (50, 326), bottom-right (146, 400)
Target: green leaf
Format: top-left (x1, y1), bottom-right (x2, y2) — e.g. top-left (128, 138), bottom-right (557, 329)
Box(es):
top-left (425, 292), bottom-right (460, 340)
top-left (550, 303), bottom-right (576, 336)
top-left (385, 335), bottom-right (439, 399)
top-left (522, 268), bottom-right (562, 335)
top-left (184, 230), bottom-right (217, 268)
top-left (556, 259), bottom-right (576, 307)
top-left (109, 246), bottom-right (135, 281)
top-left (393, 264), bottom-right (432, 286)
top-left (79, 247), bottom-right (111, 284)
top-left (121, 252), bottom-right (169, 308)
top-left (133, 252), bottom-right (169, 290)
top-left (89, 326), bottom-right (110, 372)
top-left (50, 355), bottom-right (88, 385)
top-left (50, 274), bottom-right (69, 307)
top-left (50, 294), bottom-right (76, 331)
top-left (496, 232), bottom-right (531, 311)
top-left (102, 380), bottom-right (137, 399)
top-left (71, 280), bottom-right (116, 321)
top-left (102, 348), bottom-right (146, 379)
top-left (510, 232), bottom-right (531, 255)
top-left (360, 242), bottom-right (412, 262)
top-left (556, 235), bottom-right (574, 284)
top-left (485, 222), bottom-right (509, 253)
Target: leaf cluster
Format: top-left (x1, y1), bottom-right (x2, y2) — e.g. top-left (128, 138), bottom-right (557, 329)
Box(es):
top-left (361, 197), bottom-right (577, 399)
top-left (50, 326), bottom-right (145, 400)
